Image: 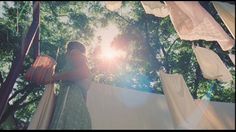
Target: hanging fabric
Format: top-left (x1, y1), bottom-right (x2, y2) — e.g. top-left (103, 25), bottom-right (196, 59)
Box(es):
top-left (192, 45), bottom-right (232, 83)
top-left (194, 99), bottom-right (235, 129)
top-left (159, 70), bottom-right (233, 129)
top-left (27, 80), bottom-right (235, 129)
top-left (165, 1), bottom-right (234, 51)
top-left (104, 1), bottom-right (122, 11)
top-left (27, 84), bottom-right (56, 129)
top-left (212, 1), bottom-right (235, 39)
top-left (87, 82), bottom-right (175, 129)
top-left (26, 55), bottom-right (57, 129)
top-left (141, 1), bottom-right (169, 18)
top-left (25, 55), bottom-right (57, 84)
top-left (228, 54), bottom-right (235, 65)
top-left (159, 70), bottom-right (203, 129)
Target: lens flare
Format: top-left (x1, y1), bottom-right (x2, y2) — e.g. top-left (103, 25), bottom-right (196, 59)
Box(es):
top-left (100, 46), bottom-right (126, 60)
top-left (101, 47), bottom-right (116, 59)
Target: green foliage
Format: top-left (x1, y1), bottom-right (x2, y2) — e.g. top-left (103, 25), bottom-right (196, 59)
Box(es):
top-left (0, 1), bottom-right (234, 129)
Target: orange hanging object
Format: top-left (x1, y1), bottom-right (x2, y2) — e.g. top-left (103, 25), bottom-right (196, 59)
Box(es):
top-left (25, 55), bottom-right (57, 85)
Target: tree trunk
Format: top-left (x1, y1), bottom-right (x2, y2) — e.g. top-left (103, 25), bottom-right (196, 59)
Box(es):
top-left (0, 72), bottom-right (3, 85)
top-left (160, 44), bottom-right (170, 73)
top-left (143, 16), bottom-right (162, 71)
top-left (0, 2), bottom-right (40, 120)
top-left (192, 64), bottom-right (201, 99)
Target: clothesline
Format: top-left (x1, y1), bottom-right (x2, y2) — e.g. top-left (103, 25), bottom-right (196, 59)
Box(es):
top-left (105, 1), bottom-right (235, 82)
top-left (105, 1), bottom-right (235, 50)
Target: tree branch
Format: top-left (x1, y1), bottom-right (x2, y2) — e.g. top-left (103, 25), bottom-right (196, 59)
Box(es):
top-left (113, 12), bottom-right (132, 24)
top-left (13, 87), bottom-right (42, 108)
top-left (167, 38), bottom-right (180, 54)
top-left (112, 11), bottom-right (163, 70)
top-left (0, 87), bottom-right (42, 125)
top-left (0, 96), bottom-right (41, 125)
top-left (144, 16), bottom-right (163, 70)
top-left (15, 96), bottom-right (41, 111)
top-left (160, 43), bottom-right (170, 73)
top-left (159, 38), bottom-right (180, 73)
top-left (104, 7), bottom-right (132, 24)
top-left (8, 83), bottom-right (35, 101)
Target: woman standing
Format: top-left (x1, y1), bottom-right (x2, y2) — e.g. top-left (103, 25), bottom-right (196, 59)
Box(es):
top-left (37, 41), bottom-right (92, 129)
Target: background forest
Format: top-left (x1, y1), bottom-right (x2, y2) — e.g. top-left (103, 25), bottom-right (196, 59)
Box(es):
top-left (0, 1), bottom-right (235, 129)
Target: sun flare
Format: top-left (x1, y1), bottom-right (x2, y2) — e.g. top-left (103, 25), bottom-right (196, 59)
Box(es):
top-left (93, 23), bottom-right (127, 60)
top-left (99, 46), bottom-right (126, 60)
top-left (101, 46), bottom-right (116, 59)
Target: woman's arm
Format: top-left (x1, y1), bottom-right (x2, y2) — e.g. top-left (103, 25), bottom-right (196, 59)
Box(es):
top-left (54, 69), bottom-right (89, 82)
top-left (42, 66), bottom-right (89, 85)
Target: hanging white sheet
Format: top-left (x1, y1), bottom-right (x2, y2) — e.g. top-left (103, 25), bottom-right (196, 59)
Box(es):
top-left (141, 1), bottom-right (169, 17)
top-left (159, 70), bottom-right (235, 129)
top-left (27, 84), bottom-right (56, 129)
top-left (165, 1), bottom-right (234, 51)
top-left (212, 1), bottom-right (235, 39)
top-left (28, 82), bottom-right (235, 129)
top-left (104, 1), bottom-right (122, 11)
top-left (192, 45), bottom-right (232, 83)
top-left (228, 54), bottom-right (235, 65)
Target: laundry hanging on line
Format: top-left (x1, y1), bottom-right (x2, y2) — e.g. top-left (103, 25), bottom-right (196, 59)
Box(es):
top-left (27, 55), bottom-right (57, 129)
top-left (159, 70), bottom-right (206, 129)
top-left (192, 45), bottom-right (232, 83)
top-left (105, 1), bottom-right (235, 51)
top-left (159, 70), bottom-right (234, 129)
top-left (164, 1), bottom-right (234, 51)
top-left (28, 78), bottom-right (235, 129)
top-left (212, 1), bottom-right (235, 39)
top-left (25, 55), bottom-right (57, 84)
top-left (27, 84), bottom-right (56, 129)
top-left (141, 1), bottom-right (169, 18)
top-left (104, 1), bottom-right (122, 11)
top-left (228, 54), bottom-right (235, 65)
